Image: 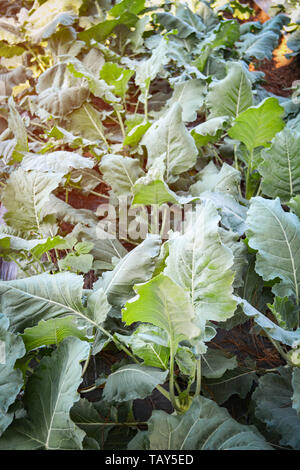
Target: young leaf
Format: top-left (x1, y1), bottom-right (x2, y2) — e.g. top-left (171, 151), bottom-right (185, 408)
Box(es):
top-left (190, 161), bottom-right (241, 198)
top-left (2, 169), bottom-right (62, 234)
top-left (122, 273), bottom-right (200, 352)
top-left (228, 97), bottom-right (285, 153)
top-left (21, 317), bottom-right (90, 353)
top-left (100, 62), bottom-right (134, 99)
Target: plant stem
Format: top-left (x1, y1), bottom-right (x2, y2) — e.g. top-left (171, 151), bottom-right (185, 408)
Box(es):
top-left (245, 149), bottom-right (253, 199)
top-left (168, 343), bottom-right (181, 411)
top-left (195, 357), bottom-right (202, 396)
top-left (155, 384), bottom-right (172, 402)
top-left (114, 107), bottom-right (126, 140)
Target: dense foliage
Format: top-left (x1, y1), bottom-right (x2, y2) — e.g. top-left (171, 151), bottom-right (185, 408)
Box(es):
top-left (0, 0), bottom-right (300, 450)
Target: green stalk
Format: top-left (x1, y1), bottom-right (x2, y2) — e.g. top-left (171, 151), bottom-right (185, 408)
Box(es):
top-left (194, 358), bottom-right (202, 397)
top-left (169, 343), bottom-right (181, 411)
top-left (114, 107), bottom-right (126, 140)
top-left (245, 149), bottom-right (254, 199)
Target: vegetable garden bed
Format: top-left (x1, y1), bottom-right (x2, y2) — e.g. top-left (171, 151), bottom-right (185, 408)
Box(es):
top-left (0, 0), bottom-right (300, 451)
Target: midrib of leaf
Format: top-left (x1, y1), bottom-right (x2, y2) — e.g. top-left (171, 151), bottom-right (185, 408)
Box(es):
top-left (32, 175), bottom-right (41, 235)
top-left (82, 104), bottom-right (107, 144)
top-left (45, 371), bottom-right (68, 450)
top-left (120, 160), bottom-right (134, 187)
top-left (147, 343), bottom-right (167, 370)
top-left (235, 73), bottom-right (244, 117)
top-left (264, 203), bottom-right (299, 302)
top-left (207, 370), bottom-right (256, 385)
top-left (284, 134), bottom-right (293, 198)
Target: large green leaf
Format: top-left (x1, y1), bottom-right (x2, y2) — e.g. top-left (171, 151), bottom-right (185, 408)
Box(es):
top-left (237, 14), bottom-right (290, 61)
top-left (21, 150), bottom-right (94, 174)
top-left (35, 63), bottom-right (89, 119)
top-left (228, 97), bottom-right (285, 153)
top-left (65, 103), bottom-right (107, 142)
top-left (164, 79), bottom-right (206, 123)
top-left (21, 317), bottom-right (90, 353)
top-left (99, 154), bottom-right (144, 197)
top-left (26, 0), bottom-right (82, 43)
top-left (0, 272), bottom-right (109, 333)
top-left (253, 367), bottom-right (300, 450)
top-left (2, 169), bottom-right (62, 234)
top-left (103, 364), bottom-right (168, 402)
top-left (246, 196), bottom-right (300, 301)
top-left (140, 395), bottom-right (272, 450)
top-left (141, 103), bottom-right (198, 182)
top-left (99, 62), bottom-right (134, 99)
top-left (0, 314), bottom-right (25, 418)
top-left (0, 337), bottom-right (89, 450)
top-left (259, 128), bottom-right (300, 203)
top-left (240, 299), bottom-right (300, 348)
top-left (154, 11), bottom-right (204, 39)
top-left (164, 201), bottom-right (237, 330)
top-left (93, 235), bottom-right (161, 307)
top-left (206, 62), bottom-right (253, 118)
top-left (122, 273), bottom-right (200, 352)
